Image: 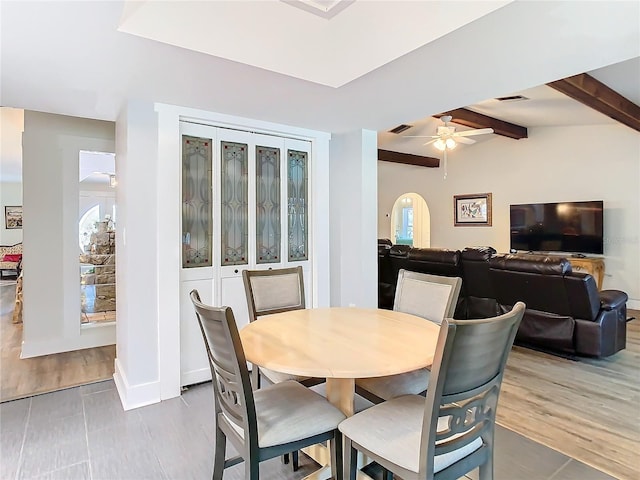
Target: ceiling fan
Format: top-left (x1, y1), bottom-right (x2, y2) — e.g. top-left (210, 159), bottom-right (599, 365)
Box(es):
top-left (405, 115), bottom-right (494, 178)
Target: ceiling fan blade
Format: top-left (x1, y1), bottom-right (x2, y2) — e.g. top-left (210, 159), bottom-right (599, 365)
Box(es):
top-left (455, 136), bottom-right (476, 145)
top-left (423, 139), bottom-right (438, 146)
top-left (455, 128), bottom-right (494, 137)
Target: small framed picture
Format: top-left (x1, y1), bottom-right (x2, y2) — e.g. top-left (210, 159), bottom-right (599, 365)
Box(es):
top-left (454, 193), bottom-right (492, 226)
top-left (4, 206), bottom-right (23, 229)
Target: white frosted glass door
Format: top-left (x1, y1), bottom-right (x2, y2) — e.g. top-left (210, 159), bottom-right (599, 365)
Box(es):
top-left (179, 123), bottom-right (312, 387)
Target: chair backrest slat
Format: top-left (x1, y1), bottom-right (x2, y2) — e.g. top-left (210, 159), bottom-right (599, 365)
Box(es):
top-left (420, 302), bottom-right (525, 476)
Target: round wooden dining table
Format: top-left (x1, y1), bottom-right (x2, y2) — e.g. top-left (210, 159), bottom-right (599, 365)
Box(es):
top-left (240, 306), bottom-right (441, 479)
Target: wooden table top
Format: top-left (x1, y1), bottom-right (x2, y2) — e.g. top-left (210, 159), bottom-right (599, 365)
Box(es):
top-left (239, 307), bottom-right (441, 379)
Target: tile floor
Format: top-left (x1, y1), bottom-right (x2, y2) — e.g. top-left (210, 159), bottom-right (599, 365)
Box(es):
top-left (0, 380), bottom-right (616, 480)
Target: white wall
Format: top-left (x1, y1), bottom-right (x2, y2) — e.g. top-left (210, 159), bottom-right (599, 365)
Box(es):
top-left (330, 130), bottom-right (378, 308)
top-left (378, 124), bottom-right (640, 307)
top-left (0, 182), bottom-right (23, 245)
top-left (21, 111), bottom-right (116, 357)
top-left (112, 100), bottom-right (162, 409)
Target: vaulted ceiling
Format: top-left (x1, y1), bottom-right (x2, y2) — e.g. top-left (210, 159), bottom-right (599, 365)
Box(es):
top-left (378, 59), bottom-right (640, 166)
top-left (1, 0), bottom-right (638, 178)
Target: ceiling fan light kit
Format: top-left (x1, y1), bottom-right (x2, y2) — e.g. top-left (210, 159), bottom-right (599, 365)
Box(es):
top-left (403, 114), bottom-right (494, 179)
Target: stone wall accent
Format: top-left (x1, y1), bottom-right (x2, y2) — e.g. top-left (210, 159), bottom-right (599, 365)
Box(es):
top-left (80, 229), bottom-right (116, 314)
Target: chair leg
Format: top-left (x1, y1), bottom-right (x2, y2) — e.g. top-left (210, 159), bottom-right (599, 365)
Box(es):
top-left (213, 427), bottom-right (226, 480)
top-left (479, 459), bottom-right (493, 480)
top-left (246, 451), bottom-right (259, 480)
top-left (343, 437), bottom-right (357, 480)
top-left (282, 453), bottom-right (290, 464)
top-left (330, 430), bottom-right (343, 480)
top-left (292, 450), bottom-right (299, 471)
top-left (251, 365), bottom-right (261, 390)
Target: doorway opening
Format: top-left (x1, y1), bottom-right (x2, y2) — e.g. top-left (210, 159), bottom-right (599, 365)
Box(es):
top-left (391, 193), bottom-right (431, 247)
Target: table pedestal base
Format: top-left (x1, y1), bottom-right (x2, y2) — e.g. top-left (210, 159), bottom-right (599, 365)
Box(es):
top-left (301, 443), bottom-right (374, 480)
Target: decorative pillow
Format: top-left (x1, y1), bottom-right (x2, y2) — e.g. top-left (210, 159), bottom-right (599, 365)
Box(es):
top-left (2, 254), bottom-right (22, 262)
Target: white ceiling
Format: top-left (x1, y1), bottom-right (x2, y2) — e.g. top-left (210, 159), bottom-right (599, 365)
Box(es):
top-left (118, 0), bottom-right (511, 88)
top-left (379, 57), bottom-right (640, 157)
top-left (1, 1), bottom-right (638, 181)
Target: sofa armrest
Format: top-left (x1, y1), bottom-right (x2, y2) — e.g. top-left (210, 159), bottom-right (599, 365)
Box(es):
top-left (599, 290), bottom-right (628, 311)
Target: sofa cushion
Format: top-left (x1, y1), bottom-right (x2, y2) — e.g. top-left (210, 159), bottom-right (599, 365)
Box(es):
top-left (489, 254), bottom-right (572, 276)
top-left (515, 308), bottom-right (575, 353)
top-left (489, 254), bottom-right (572, 316)
top-left (2, 254), bottom-right (22, 262)
top-left (406, 248), bottom-right (461, 277)
top-left (461, 246), bottom-right (496, 261)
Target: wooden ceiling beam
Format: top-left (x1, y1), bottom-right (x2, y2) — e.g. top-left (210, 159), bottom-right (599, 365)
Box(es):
top-left (378, 149), bottom-right (439, 168)
top-left (547, 73), bottom-right (640, 132)
top-left (435, 108), bottom-right (528, 139)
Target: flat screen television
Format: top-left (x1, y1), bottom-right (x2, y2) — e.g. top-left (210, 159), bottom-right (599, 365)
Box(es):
top-left (510, 200), bottom-right (604, 255)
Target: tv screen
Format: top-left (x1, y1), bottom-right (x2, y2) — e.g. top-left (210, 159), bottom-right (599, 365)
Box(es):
top-left (510, 200), bottom-right (604, 255)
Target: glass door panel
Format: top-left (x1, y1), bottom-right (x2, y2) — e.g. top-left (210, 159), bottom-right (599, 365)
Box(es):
top-left (287, 149), bottom-right (308, 261)
top-left (182, 135), bottom-right (213, 268)
top-left (256, 145), bottom-right (281, 264)
top-left (220, 141), bottom-right (249, 266)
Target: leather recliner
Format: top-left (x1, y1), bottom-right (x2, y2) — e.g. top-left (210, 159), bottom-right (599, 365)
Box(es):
top-left (377, 241), bottom-right (628, 358)
top-left (460, 246), bottom-right (498, 319)
top-left (380, 243), bottom-right (461, 311)
top-left (488, 254), bottom-right (627, 357)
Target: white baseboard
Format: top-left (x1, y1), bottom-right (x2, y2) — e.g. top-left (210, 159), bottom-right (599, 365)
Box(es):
top-left (180, 367), bottom-right (211, 388)
top-left (627, 299), bottom-right (639, 311)
top-left (113, 358), bottom-right (161, 411)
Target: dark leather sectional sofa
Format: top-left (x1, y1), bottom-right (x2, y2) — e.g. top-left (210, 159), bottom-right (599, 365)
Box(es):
top-left (378, 240), bottom-right (628, 358)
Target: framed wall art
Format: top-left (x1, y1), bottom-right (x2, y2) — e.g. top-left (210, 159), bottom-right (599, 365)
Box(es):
top-left (454, 193), bottom-right (492, 226)
top-left (4, 206), bottom-right (23, 229)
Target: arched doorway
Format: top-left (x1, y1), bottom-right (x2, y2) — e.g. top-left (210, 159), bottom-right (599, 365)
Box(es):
top-left (390, 193), bottom-right (431, 247)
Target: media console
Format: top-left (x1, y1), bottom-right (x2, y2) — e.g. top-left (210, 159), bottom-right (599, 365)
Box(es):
top-left (565, 256), bottom-right (605, 290)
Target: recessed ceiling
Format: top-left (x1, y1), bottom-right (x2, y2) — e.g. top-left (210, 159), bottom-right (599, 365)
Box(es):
top-left (281, 0), bottom-right (355, 19)
top-left (118, 0), bottom-right (512, 88)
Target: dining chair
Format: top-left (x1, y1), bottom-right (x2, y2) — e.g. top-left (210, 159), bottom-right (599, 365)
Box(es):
top-left (242, 266), bottom-right (324, 389)
top-left (340, 302), bottom-right (525, 480)
top-left (190, 290), bottom-right (345, 480)
top-left (356, 270), bottom-right (462, 403)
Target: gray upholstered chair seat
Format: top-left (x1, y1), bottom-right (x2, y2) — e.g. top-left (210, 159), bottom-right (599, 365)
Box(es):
top-left (226, 380), bottom-right (345, 448)
top-left (259, 367), bottom-right (311, 385)
top-left (339, 394), bottom-right (482, 473)
top-left (356, 368), bottom-right (430, 401)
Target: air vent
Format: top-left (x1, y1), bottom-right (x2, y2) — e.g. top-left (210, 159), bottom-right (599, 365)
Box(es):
top-left (389, 124), bottom-right (412, 134)
top-left (495, 95), bottom-right (529, 102)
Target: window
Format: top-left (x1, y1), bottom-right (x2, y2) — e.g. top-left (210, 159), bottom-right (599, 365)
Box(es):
top-left (79, 205), bottom-right (99, 253)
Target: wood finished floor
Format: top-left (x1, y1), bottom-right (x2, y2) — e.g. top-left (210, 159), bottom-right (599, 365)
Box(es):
top-left (0, 283), bottom-right (115, 403)
top-left (497, 310), bottom-right (640, 480)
